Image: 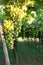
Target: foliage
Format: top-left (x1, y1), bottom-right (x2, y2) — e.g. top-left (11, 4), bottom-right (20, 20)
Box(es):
top-left (0, 6), bottom-right (5, 22)
top-left (0, 0), bottom-right (43, 48)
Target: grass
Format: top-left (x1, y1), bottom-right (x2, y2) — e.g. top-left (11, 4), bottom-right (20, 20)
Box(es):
top-left (17, 41), bottom-right (43, 65)
top-left (0, 39), bottom-right (43, 65)
top-left (8, 40), bottom-right (43, 65)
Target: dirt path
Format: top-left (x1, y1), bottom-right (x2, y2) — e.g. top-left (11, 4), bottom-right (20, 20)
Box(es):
top-left (21, 50), bottom-right (43, 65)
top-left (22, 55), bottom-right (43, 65)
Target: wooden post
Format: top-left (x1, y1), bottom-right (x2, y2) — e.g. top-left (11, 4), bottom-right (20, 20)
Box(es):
top-left (0, 24), bottom-right (11, 65)
top-left (1, 36), bottom-right (11, 65)
top-left (0, 24), bottom-right (2, 38)
top-left (13, 38), bottom-right (19, 65)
